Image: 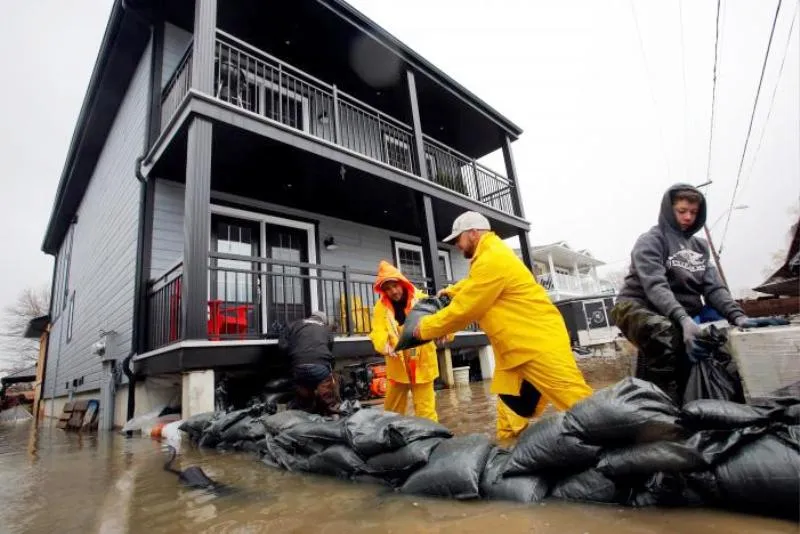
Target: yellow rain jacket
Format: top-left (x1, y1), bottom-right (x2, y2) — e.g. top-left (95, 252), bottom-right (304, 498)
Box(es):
top-left (418, 232), bottom-right (592, 411)
top-left (369, 261), bottom-right (440, 384)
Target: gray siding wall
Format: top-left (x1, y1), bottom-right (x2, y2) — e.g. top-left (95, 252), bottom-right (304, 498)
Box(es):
top-left (149, 181), bottom-right (469, 284)
top-left (162, 23), bottom-right (192, 90)
top-left (43, 40), bottom-right (152, 399)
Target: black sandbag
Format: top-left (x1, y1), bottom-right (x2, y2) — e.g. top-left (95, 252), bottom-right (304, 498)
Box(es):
top-left (273, 419), bottom-right (346, 456)
top-left (198, 408), bottom-right (251, 448)
top-left (394, 296), bottom-right (450, 351)
top-left (365, 437), bottom-right (445, 480)
top-left (715, 433), bottom-right (800, 519)
top-left (599, 426), bottom-right (768, 477)
top-left (264, 377), bottom-right (293, 392)
top-left (338, 399), bottom-right (362, 417)
top-left (219, 415), bottom-right (268, 444)
top-left (401, 434), bottom-right (493, 500)
top-left (179, 411), bottom-right (217, 442)
top-left (480, 448), bottom-right (548, 503)
top-left (564, 377), bottom-right (682, 445)
top-left (680, 399), bottom-right (776, 429)
top-left (549, 469), bottom-right (621, 504)
top-left (263, 391), bottom-right (294, 406)
top-left (344, 409), bottom-right (402, 457)
top-left (262, 410), bottom-right (323, 436)
top-left (683, 358), bottom-right (743, 405)
top-left (386, 417), bottom-right (453, 448)
top-left (261, 434), bottom-right (310, 472)
top-left (306, 444), bottom-right (368, 479)
top-left (502, 413), bottom-right (600, 476)
top-left (631, 472), bottom-right (706, 508)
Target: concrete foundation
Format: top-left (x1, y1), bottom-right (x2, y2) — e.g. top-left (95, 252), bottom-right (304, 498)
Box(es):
top-left (182, 370), bottom-right (215, 419)
top-left (437, 348), bottom-right (455, 387)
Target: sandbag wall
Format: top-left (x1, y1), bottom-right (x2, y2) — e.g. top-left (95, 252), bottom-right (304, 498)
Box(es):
top-left (180, 378), bottom-right (800, 521)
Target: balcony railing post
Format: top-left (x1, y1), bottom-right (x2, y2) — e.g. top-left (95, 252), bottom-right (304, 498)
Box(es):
top-left (277, 64), bottom-right (284, 124)
top-left (472, 161), bottom-right (481, 200)
top-left (342, 265), bottom-right (354, 336)
top-left (332, 84), bottom-right (342, 144)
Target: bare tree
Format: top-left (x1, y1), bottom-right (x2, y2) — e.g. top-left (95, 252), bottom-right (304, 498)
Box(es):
top-left (599, 267), bottom-right (629, 293)
top-left (0, 286), bottom-right (50, 373)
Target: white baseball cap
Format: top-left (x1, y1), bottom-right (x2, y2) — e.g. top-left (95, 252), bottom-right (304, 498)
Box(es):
top-left (443, 211), bottom-right (491, 243)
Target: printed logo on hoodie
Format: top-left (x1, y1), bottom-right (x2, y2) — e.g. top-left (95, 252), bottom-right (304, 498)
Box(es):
top-left (666, 248), bottom-right (707, 274)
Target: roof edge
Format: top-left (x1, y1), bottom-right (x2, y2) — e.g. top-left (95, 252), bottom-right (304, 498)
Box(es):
top-left (317, 0), bottom-right (523, 139)
top-left (40, 0), bottom-right (126, 255)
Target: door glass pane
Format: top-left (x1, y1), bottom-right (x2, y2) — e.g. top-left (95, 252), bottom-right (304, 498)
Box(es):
top-left (398, 248), bottom-right (424, 279)
top-left (267, 225), bottom-right (309, 335)
top-left (437, 255), bottom-right (450, 283)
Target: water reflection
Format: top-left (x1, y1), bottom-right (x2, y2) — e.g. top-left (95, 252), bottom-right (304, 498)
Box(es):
top-left (0, 381), bottom-right (797, 534)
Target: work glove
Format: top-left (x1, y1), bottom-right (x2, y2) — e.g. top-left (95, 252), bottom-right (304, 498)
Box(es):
top-left (734, 316), bottom-right (790, 329)
top-left (384, 342), bottom-right (398, 358)
top-left (679, 316), bottom-right (702, 358)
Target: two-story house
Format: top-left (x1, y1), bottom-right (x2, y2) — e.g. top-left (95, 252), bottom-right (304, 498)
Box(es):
top-left (39, 0), bottom-right (533, 428)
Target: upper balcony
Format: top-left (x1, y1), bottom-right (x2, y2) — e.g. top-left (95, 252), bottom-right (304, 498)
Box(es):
top-left (157, 30), bottom-right (515, 216)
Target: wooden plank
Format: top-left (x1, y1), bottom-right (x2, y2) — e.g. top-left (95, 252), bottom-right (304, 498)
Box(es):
top-left (728, 325), bottom-right (800, 400)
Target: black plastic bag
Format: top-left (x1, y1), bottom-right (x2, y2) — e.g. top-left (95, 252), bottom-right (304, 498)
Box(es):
top-left (394, 296), bottom-right (451, 351)
top-left (261, 410), bottom-right (323, 436)
top-left (550, 469), bottom-right (621, 504)
top-left (502, 413), bottom-right (600, 476)
top-left (680, 399), bottom-right (776, 429)
top-left (179, 412), bottom-right (217, 442)
top-left (682, 358), bottom-right (743, 405)
top-left (219, 415), bottom-right (268, 444)
top-left (401, 434), bottom-right (493, 500)
top-left (631, 472), bottom-right (706, 508)
top-left (715, 433), bottom-right (800, 519)
top-left (273, 419), bottom-right (346, 456)
top-left (306, 445), bottom-right (368, 479)
top-left (598, 439), bottom-right (707, 477)
top-left (564, 377), bottom-right (682, 446)
top-left (480, 448), bottom-right (549, 503)
top-left (344, 409), bottom-right (402, 457)
top-left (338, 399), bottom-right (363, 417)
top-left (365, 437), bottom-right (445, 480)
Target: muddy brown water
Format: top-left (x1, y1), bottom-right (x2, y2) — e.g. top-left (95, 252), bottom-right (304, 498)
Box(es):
top-left (1, 371), bottom-right (797, 533)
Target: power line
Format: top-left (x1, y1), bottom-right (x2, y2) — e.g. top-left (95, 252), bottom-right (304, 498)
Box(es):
top-left (719, 0), bottom-right (783, 255)
top-left (679, 0), bottom-right (689, 179)
top-left (704, 0), bottom-right (722, 195)
top-left (629, 0), bottom-right (672, 182)
top-left (739, 4), bottom-right (798, 197)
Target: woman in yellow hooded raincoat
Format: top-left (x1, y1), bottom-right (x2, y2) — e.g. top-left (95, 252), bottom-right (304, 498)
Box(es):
top-left (369, 261), bottom-right (441, 421)
top-left (416, 215), bottom-right (593, 438)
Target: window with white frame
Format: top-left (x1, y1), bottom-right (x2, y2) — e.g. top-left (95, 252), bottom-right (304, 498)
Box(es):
top-left (393, 241), bottom-right (453, 285)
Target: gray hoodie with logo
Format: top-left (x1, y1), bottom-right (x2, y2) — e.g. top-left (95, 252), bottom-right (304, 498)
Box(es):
top-left (617, 184), bottom-right (745, 323)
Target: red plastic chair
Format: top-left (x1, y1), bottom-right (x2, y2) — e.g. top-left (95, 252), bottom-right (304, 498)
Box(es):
top-left (208, 300), bottom-right (251, 340)
top-left (168, 279), bottom-right (182, 343)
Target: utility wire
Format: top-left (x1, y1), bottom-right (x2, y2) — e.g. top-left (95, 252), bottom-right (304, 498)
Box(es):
top-left (719, 0), bottom-right (783, 255)
top-left (629, 0), bottom-right (672, 182)
top-left (704, 0), bottom-right (723, 195)
top-left (679, 0), bottom-right (690, 179)
top-left (739, 4), bottom-right (798, 197)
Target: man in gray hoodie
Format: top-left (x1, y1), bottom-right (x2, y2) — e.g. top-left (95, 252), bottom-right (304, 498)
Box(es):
top-left (612, 184), bottom-right (756, 403)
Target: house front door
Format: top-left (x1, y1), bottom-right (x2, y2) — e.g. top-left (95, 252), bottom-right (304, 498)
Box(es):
top-left (264, 224), bottom-right (311, 336)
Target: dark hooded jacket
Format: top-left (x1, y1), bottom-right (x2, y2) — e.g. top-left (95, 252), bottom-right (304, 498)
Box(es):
top-left (278, 318), bottom-right (334, 369)
top-left (617, 184), bottom-right (745, 323)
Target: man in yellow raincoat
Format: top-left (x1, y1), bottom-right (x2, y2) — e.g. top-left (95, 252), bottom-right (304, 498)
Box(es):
top-left (369, 261), bottom-right (441, 421)
top-left (413, 212), bottom-right (593, 439)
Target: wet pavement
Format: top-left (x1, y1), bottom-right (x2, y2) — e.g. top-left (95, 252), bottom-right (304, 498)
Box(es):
top-left (1, 375), bottom-right (797, 534)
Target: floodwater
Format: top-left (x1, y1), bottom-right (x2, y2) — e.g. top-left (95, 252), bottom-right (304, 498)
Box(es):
top-left (1, 378), bottom-right (797, 534)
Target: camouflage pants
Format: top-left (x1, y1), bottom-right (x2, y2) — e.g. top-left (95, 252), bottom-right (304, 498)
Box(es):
top-left (611, 300), bottom-right (690, 405)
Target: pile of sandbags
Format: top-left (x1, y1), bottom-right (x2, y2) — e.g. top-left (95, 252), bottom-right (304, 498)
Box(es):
top-left (179, 377), bottom-right (799, 521)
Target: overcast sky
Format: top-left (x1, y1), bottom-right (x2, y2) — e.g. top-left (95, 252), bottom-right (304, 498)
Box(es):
top-left (0, 0), bottom-right (797, 354)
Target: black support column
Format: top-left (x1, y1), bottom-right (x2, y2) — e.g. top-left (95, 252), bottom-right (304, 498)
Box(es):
top-left (407, 70), bottom-right (443, 292)
top-left (183, 0), bottom-right (217, 339)
top-left (502, 135), bottom-right (533, 271)
top-left (146, 18), bottom-right (165, 150)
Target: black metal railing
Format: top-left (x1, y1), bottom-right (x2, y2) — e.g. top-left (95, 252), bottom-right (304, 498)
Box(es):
top-left (158, 29), bottom-right (514, 215)
top-left (146, 262), bottom-right (184, 351)
top-left (161, 45), bottom-right (193, 132)
top-left (144, 254), bottom-right (484, 350)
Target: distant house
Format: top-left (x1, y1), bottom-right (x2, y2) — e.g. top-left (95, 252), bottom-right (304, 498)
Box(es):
top-left (515, 242), bottom-right (619, 347)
